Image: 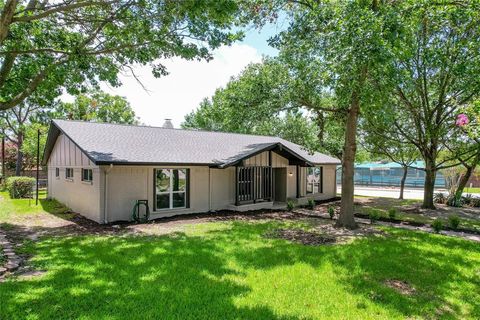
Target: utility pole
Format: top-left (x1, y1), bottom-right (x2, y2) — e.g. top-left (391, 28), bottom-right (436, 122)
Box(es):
top-left (36, 129), bottom-right (40, 205)
top-left (1, 136), bottom-right (4, 183)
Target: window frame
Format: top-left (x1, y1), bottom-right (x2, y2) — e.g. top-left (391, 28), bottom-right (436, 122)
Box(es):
top-left (306, 166), bottom-right (323, 195)
top-left (154, 168), bottom-right (189, 211)
top-left (81, 168), bottom-right (93, 183)
top-left (55, 168), bottom-right (60, 179)
top-left (65, 168), bottom-right (74, 180)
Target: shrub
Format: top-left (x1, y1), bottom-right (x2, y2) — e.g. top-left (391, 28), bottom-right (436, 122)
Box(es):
top-left (462, 194), bottom-right (473, 206)
top-left (432, 219), bottom-right (443, 233)
top-left (448, 215), bottom-right (460, 230)
top-left (286, 200), bottom-right (295, 211)
top-left (327, 206), bottom-right (335, 219)
top-left (433, 193), bottom-right (447, 204)
top-left (388, 208), bottom-right (397, 219)
top-left (6, 176), bottom-right (35, 199)
top-left (471, 198), bottom-right (480, 208)
top-left (447, 195), bottom-right (463, 207)
top-left (307, 199), bottom-right (315, 210)
top-left (368, 209), bottom-right (380, 224)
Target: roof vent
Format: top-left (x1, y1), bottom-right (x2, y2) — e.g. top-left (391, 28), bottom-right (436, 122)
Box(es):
top-left (162, 119), bottom-right (174, 129)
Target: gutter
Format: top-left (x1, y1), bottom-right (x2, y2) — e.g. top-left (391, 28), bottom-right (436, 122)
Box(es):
top-left (102, 164), bottom-right (114, 224)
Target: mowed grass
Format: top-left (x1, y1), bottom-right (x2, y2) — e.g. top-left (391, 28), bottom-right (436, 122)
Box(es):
top-left (1, 221), bottom-right (479, 320)
top-left (0, 190), bottom-right (72, 223)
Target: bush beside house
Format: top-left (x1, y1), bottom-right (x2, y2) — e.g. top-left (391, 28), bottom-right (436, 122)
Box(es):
top-left (6, 177), bottom-right (36, 199)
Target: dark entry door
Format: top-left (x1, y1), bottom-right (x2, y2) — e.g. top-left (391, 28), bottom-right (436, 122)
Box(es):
top-left (273, 168), bottom-right (287, 202)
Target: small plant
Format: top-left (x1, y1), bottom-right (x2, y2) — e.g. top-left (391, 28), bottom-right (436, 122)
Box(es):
top-left (471, 198), bottom-right (480, 208)
top-left (446, 194), bottom-right (463, 207)
top-left (448, 215), bottom-right (460, 230)
top-left (433, 193), bottom-right (447, 204)
top-left (432, 219), bottom-right (443, 233)
top-left (388, 208), bottom-right (397, 219)
top-left (5, 176), bottom-right (36, 199)
top-left (307, 199), bottom-right (315, 210)
top-left (286, 200), bottom-right (295, 211)
top-left (327, 206), bottom-right (335, 219)
top-left (368, 209), bottom-right (380, 224)
top-left (462, 194), bottom-right (473, 206)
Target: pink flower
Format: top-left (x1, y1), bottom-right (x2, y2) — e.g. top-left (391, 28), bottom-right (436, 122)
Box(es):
top-left (456, 114), bottom-right (469, 126)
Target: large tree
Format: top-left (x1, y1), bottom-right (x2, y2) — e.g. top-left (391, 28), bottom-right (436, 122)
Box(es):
top-left (378, 0), bottom-right (480, 209)
top-left (53, 91), bottom-right (138, 124)
top-left (0, 0), bottom-right (245, 111)
top-left (265, 0), bottom-right (394, 228)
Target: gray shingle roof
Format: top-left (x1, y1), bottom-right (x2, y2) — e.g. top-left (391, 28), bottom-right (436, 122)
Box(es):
top-left (43, 120), bottom-right (340, 167)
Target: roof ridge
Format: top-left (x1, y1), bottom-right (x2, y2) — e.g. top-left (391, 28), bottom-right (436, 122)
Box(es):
top-left (52, 119), bottom-right (283, 140)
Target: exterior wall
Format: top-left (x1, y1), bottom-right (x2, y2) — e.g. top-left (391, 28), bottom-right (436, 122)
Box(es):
top-left (210, 167), bottom-right (235, 210)
top-left (242, 151), bottom-right (289, 168)
top-left (47, 133), bottom-right (102, 223)
top-left (296, 164), bottom-right (337, 205)
top-left (104, 165), bottom-right (211, 221)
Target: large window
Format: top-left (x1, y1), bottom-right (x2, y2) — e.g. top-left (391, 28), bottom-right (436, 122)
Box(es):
top-left (82, 169), bottom-right (93, 183)
top-left (155, 169), bottom-right (188, 210)
top-left (306, 167), bottom-right (323, 194)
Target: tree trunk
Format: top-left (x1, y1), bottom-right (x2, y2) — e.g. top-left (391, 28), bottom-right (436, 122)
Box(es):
top-left (454, 165), bottom-right (474, 199)
top-left (422, 158), bottom-right (436, 209)
top-left (399, 165), bottom-right (408, 200)
top-left (15, 132), bottom-right (23, 176)
top-left (336, 97), bottom-right (359, 229)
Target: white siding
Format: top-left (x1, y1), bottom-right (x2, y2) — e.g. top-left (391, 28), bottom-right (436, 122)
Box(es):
top-left (47, 134), bottom-right (102, 222)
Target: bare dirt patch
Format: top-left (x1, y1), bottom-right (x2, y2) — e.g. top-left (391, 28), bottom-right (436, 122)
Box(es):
top-left (385, 279), bottom-right (416, 295)
top-left (266, 228), bottom-right (336, 245)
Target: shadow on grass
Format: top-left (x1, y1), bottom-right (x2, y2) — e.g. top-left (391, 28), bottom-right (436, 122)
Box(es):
top-left (0, 221), bottom-right (479, 319)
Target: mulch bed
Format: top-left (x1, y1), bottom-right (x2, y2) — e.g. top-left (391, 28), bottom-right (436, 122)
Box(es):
top-left (265, 228), bottom-right (337, 246)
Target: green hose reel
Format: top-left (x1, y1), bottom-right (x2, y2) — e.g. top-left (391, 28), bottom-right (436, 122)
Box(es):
top-left (132, 200), bottom-right (150, 223)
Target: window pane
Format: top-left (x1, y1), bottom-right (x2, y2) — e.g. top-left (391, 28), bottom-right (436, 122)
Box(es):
top-left (172, 192), bottom-right (185, 208)
top-left (89, 170), bottom-right (93, 181)
top-left (156, 194), bottom-right (169, 209)
top-left (313, 168), bottom-right (320, 182)
top-left (313, 183), bottom-right (319, 194)
top-left (156, 169), bottom-right (170, 192)
top-left (306, 183), bottom-right (313, 194)
top-left (172, 169), bottom-right (186, 191)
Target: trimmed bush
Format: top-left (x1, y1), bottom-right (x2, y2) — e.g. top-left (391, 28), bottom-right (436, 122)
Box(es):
top-left (432, 219), bottom-right (443, 233)
top-left (433, 193), bottom-right (447, 204)
top-left (6, 176), bottom-right (35, 199)
top-left (307, 199), bottom-right (315, 210)
top-left (287, 200), bottom-right (295, 212)
top-left (448, 215), bottom-right (460, 230)
top-left (328, 206), bottom-right (335, 219)
top-left (368, 209), bottom-right (380, 224)
top-left (388, 208), bottom-right (397, 219)
top-left (471, 198), bottom-right (480, 208)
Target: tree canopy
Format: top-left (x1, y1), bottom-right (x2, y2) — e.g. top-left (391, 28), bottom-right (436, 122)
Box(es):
top-left (0, 0), bottom-right (246, 111)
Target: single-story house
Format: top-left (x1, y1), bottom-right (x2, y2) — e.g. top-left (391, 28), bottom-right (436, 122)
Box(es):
top-left (42, 120), bottom-right (341, 224)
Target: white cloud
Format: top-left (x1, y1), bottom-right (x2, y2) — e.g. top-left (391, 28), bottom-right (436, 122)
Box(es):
top-left (101, 44), bottom-right (262, 127)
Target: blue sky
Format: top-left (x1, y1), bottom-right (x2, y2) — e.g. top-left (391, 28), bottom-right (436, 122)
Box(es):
top-left (101, 21), bottom-right (286, 127)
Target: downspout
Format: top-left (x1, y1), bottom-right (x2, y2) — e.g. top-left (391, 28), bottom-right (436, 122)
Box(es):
top-left (208, 167), bottom-right (211, 212)
top-left (103, 164), bottom-right (113, 224)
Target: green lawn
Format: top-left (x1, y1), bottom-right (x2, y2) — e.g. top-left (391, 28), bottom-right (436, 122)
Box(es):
top-left (1, 220), bottom-right (479, 319)
top-left (464, 187), bottom-right (480, 194)
top-left (0, 190), bottom-right (72, 223)
top-left (355, 196), bottom-right (480, 232)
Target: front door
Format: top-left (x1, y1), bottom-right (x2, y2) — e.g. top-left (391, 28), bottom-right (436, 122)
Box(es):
top-left (273, 168), bottom-right (287, 202)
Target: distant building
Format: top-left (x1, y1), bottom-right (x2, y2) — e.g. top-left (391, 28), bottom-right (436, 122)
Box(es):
top-left (337, 161), bottom-right (446, 188)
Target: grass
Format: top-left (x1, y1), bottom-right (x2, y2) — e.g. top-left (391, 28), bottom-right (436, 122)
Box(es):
top-left (0, 190), bottom-right (72, 223)
top-left (0, 220), bottom-right (479, 319)
top-left (355, 197), bottom-right (480, 232)
top-left (464, 187), bottom-right (480, 194)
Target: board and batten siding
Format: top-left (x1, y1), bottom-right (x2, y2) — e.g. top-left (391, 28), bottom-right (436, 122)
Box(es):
top-left (242, 151), bottom-right (289, 168)
top-left (47, 133), bottom-right (103, 223)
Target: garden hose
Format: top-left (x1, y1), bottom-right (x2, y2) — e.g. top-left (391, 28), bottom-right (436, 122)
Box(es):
top-left (131, 200), bottom-right (150, 223)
